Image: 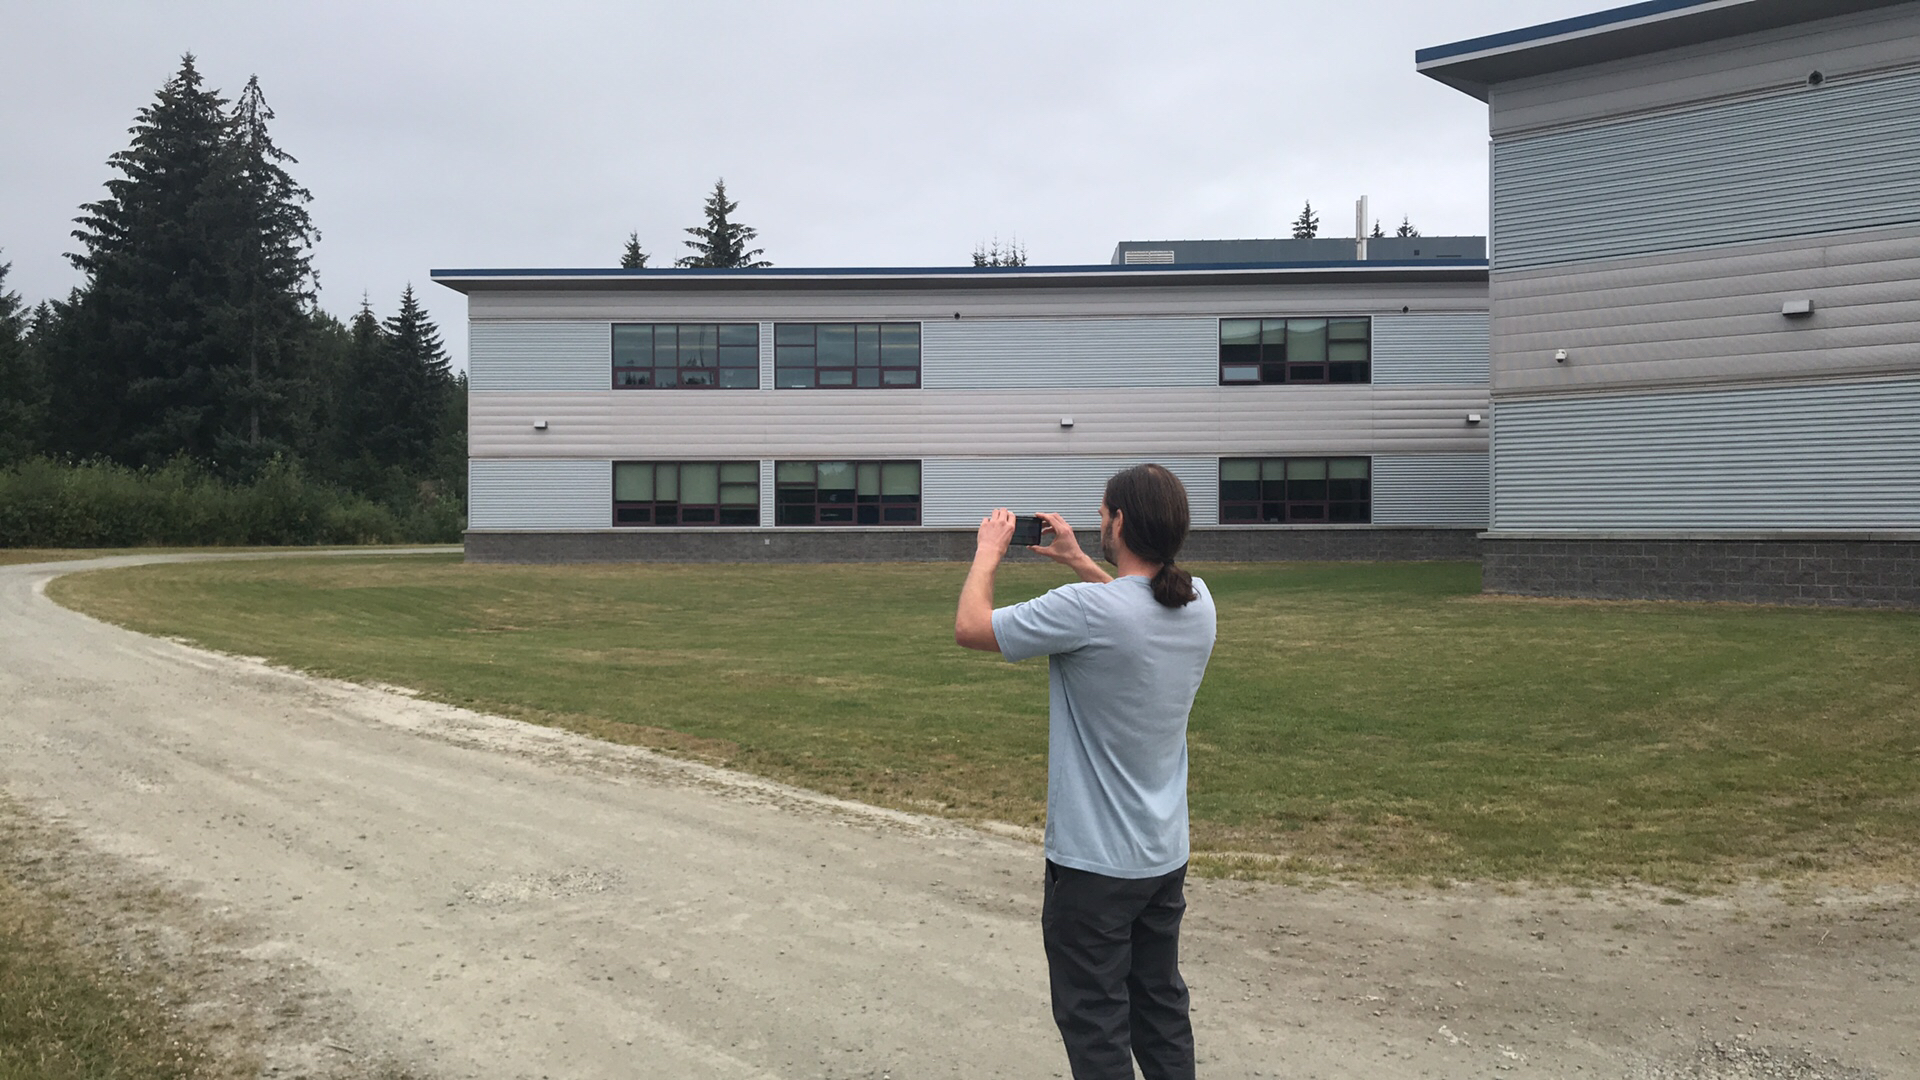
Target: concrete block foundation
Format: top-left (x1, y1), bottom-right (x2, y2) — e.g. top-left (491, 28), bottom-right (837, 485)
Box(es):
top-left (1482, 535), bottom-right (1920, 609)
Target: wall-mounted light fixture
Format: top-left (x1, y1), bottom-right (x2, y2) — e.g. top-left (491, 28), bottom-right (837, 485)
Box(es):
top-left (533, 420), bottom-right (548, 431)
top-left (1467, 413), bottom-right (1483, 425)
top-left (1059, 417), bottom-right (1075, 428)
top-left (1554, 349), bottom-right (1568, 363)
top-left (1782, 299), bottom-right (1815, 319)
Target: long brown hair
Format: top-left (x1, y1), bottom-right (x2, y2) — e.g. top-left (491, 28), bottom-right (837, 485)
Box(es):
top-left (1103, 463), bottom-right (1198, 608)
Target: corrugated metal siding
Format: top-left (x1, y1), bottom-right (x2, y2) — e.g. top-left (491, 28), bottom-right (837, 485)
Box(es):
top-left (921, 457), bottom-right (1218, 527)
top-left (1489, 224), bottom-right (1920, 394)
top-left (759, 322), bottom-right (774, 389)
top-left (1372, 455), bottom-right (1490, 526)
top-left (468, 386), bottom-right (1492, 459)
top-left (1492, 65), bottom-right (1920, 271)
top-left (1371, 314), bottom-right (1490, 385)
top-left (468, 322), bottom-right (609, 391)
top-left (922, 318), bottom-right (1218, 388)
top-left (1491, 377), bottom-right (1920, 531)
top-left (758, 459), bottom-right (775, 528)
top-left (469, 459), bottom-right (610, 530)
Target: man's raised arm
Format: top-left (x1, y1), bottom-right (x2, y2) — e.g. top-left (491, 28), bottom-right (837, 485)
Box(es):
top-left (955, 508), bottom-right (1014, 651)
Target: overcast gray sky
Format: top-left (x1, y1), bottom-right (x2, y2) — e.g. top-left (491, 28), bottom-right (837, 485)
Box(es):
top-left (2, 1), bottom-right (1599, 368)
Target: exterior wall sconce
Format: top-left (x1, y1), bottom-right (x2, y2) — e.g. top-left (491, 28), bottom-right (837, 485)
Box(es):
top-left (1782, 299), bottom-right (1815, 318)
top-left (1467, 413), bottom-right (1483, 425)
top-left (533, 420), bottom-right (548, 430)
top-left (1059, 417), bottom-right (1075, 428)
top-left (1554, 349), bottom-right (1568, 363)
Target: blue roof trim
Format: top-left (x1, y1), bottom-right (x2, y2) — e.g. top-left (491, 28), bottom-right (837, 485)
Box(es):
top-left (430, 259), bottom-right (1488, 279)
top-left (1416, 0), bottom-right (1720, 64)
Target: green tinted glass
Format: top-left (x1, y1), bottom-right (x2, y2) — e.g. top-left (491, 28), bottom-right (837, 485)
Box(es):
top-left (1220, 459), bottom-right (1258, 482)
top-left (774, 324), bottom-right (813, 346)
top-left (718, 323), bottom-right (758, 347)
top-left (856, 462), bottom-right (880, 496)
top-left (655, 464), bottom-right (678, 501)
top-left (612, 325), bottom-right (650, 367)
top-left (881, 461), bottom-right (919, 496)
top-left (1287, 319), bottom-right (1327, 363)
top-left (816, 462), bottom-right (856, 492)
top-left (679, 463), bottom-right (720, 504)
top-left (1328, 318), bottom-right (1369, 341)
top-left (1329, 458), bottom-right (1369, 479)
top-left (776, 462), bottom-right (814, 484)
top-left (721, 462), bottom-right (757, 484)
top-left (1220, 319), bottom-right (1260, 346)
top-left (613, 463), bottom-right (653, 502)
top-left (1261, 319), bottom-right (1287, 345)
top-left (817, 324), bottom-right (856, 366)
top-left (1288, 459), bottom-right (1327, 481)
top-left (1261, 459), bottom-right (1288, 480)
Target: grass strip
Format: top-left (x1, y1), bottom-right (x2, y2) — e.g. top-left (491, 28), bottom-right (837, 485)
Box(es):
top-left (51, 555), bottom-right (1920, 886)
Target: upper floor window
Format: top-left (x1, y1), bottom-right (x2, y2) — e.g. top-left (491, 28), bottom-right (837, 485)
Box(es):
top-left (774, 323), bottom-right (921, 388)
top-left (613, 323), bottom-right (759, 389)
top-left (1219, 317), bottom-right (1370, 385)
top-left (1220, 457), bottom-right (1370, 523)
top-left (775, 460), bottom-right (921, 525)
top-left (613, 461), bottom-right (760, 525)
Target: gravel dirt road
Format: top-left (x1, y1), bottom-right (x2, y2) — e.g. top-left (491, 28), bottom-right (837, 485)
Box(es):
top-left (2, 553), bottom-right (1916, 1080)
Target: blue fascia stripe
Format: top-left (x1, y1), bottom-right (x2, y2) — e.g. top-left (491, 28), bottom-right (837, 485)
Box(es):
top-left (430, 260), bottom-right (1488, 280)
top-left (1416, 0), bottom-right (1724, 65)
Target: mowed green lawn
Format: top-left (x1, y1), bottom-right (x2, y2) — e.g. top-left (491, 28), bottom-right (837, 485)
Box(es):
top-left (51, 555), bottom-right (1920, 886)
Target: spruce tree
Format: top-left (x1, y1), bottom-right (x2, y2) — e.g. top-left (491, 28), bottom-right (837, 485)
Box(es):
top-left (0, 258), bottom-right (46, 464)
top-left (213, 74), bottom-right (319, 469)
top-left (620, 233), bottom-right (649, 268)
top-left (971, 238), bottom-right (1028, 267)
top-left (1396, 216), bottom-right (1421, 238)
top-left (66, 54), bottom-right (235, 465)
top-left (676, 179), bottom-right (770, 268)
top-left (345, 285), bottom-right (453, 480)
top-left (1291, 201), bottom-right (1320, 240)
top-left (1370, 220), bottom-right (1384, 239)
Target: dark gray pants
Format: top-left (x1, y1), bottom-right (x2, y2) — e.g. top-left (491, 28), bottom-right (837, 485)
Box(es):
top-left (1041, 860), bottom-right (1195, 1080)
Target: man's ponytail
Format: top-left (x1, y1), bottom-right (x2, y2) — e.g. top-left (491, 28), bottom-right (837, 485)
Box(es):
top-left (1103, 464), bottom-right (1199, 609)
top-left (1151, 562), bottom-right (1198, 609)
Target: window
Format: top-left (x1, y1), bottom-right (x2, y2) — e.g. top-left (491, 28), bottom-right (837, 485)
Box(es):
top-left (1219, 317), bottom-right (1370, 384)
top-left (774, 323), bottom-right (920, 388)
top-left (612, 323), bottom-right (759, 389)
top-left (1219, 457), bottom-right (1370, 523)
top-left (613, 462), bottom-right (760, 525)
top-left (775, 461), bottom-right (921, 525)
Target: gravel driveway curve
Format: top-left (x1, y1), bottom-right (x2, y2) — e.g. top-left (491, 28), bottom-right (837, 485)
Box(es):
top-left (2, 552), bottom-right (1914, 1080)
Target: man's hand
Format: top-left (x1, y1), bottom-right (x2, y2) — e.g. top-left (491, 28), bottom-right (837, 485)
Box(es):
top-left (976, 507), bottom-right (1016, 555)
top-left (955, 508), bottom-right (1014, 651)
top-left (1031, 512), bottom-right (1112, 585)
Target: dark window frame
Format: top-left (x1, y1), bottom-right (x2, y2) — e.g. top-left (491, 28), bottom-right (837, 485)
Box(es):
top-left (774, 460), bottom-right (922, 526)
top-left (1219, 456), bottom-right (1371, 524)
top-left (1219, 316), bottom-right (1371, 385)
top-left (612, 461), bottom-right (761, 526)
top-left (611, 323), bottom-right (761, 390)
top-left (773, 322), bottom-right (921, 389)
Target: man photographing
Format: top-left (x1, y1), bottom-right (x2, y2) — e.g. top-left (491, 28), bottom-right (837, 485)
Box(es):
top-left (954, 464), bottom-right (1218, 1080)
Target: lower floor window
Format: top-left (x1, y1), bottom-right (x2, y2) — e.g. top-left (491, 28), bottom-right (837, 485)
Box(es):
top-left (776, 460), bottom-right (920, 525)
top-left (613, 461), bottom-right (759, 525)
top-left (1220, 457), bottom-right (1370, 523)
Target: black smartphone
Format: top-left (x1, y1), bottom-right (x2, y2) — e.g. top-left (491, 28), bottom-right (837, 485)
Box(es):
top-left (1011, 515), bottom-right (1047, 547)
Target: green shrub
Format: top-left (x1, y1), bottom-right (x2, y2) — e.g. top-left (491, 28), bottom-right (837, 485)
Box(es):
top-left (0, 458), bottom-right (462, 547)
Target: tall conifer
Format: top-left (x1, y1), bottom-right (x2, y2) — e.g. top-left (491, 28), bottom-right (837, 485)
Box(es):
top-left (620, 233), bottom-right (649, 268)
top-left (676, 179), bottom-right (770, 268)
top-left (0, 258), bottom-right (46, 464)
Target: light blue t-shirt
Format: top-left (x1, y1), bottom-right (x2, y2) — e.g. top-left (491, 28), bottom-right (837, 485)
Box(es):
top-left (992, 575), bottom-right (1217, 878)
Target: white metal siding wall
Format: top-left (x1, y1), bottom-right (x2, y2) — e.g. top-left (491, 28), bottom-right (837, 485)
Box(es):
top-left (1372, 455), bottom-right (1491, 526)
top-left (921, 318), bottom-right (1218, 389)
top-left (468, 322), bottom-right (609, 391)
top-left (1492, 65), bottom-right (1920, 271)
top-left (921, 457), bottom-right (1218, 527)
top-left (469, 459), bottom-right (610, 530)
top-left (1370, 314), bottom-right (1490, 385)
top-left (1490, 377), bottom-right (1920, 531)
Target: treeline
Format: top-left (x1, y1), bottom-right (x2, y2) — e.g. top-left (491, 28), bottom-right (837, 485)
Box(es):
top-left (0, 56), bottom-right (462, 546)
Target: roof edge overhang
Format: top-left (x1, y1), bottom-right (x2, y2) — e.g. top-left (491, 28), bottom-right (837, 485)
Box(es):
top-left (430, 261), bottom-right (1490, 295)
top-left (1416, 0), bottom-right (1912, 101)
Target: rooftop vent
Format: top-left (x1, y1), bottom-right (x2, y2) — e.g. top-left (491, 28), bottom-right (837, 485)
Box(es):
top-left (1122, 250), bottom-right (1176, 265)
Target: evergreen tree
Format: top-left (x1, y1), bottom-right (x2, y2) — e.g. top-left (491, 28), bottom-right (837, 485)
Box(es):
top-left (676, 179), bottom-right (770, 268)
top-left (343, 286), bottom-right (453, 481)
top-left (211, 74), bottom-right (319, 469)
top-left (620, 233), bottom-right (649, 268)
top-left (1396, 216), bottom-right (1421, 238)
top-left (65, 54), bottom-right (235, 465)
top-left (1291, 201), bottom-right (1320, 240)
top-left (0, 258), bottom-right (47, 464)
top-left (971, 237), bottom-right (1028, 267)
top-left (1370, 220), bottom-right (1385, 239)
